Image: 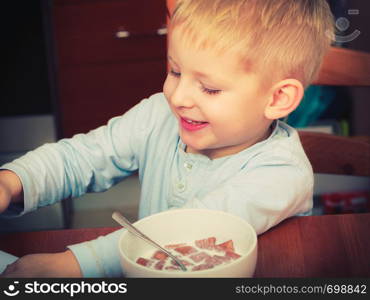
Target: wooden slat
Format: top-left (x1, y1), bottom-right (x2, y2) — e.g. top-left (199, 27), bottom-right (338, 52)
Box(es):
top-left (299, 131), bottom-right (370, 177)
top-left (315, 47), bottom-right (370, 86)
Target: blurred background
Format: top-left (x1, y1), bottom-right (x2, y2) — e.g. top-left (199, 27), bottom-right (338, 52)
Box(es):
top-left (0, 0), bottom-right (369, 233)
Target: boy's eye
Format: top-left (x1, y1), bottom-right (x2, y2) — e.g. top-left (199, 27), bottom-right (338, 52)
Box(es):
top-left (201, 86), bottom-right (221, 95)
top-left (169, 69), bottom-right (181, 77)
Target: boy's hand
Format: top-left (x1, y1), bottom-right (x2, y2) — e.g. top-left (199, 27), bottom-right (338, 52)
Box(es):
top-left (0, 170), bottom-right (23, 213)
top-left (0, 250), bottom-right (83, 278)
top-left (0, 180), bottom-right (12, 213)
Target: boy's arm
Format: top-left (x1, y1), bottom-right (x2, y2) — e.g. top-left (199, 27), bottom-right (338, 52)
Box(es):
top-left (0, 93), bottom-right (169, 219)
top-left (0, 98), bottom-right (147, 217)
top-left (1, 227), bottom-right (124, 278)
top-left (0, 94), bottom-right (167, 278)
top-left (1, 250), bottom-right (82, 278)
top-left (0, 170), bottom-right (23, 213)
top-left (0, 111), bottom-right (141, 276)
top-left (66, 228), bottom-right (125, 277)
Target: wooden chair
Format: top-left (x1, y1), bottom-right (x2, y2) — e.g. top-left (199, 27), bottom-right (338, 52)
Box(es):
top-left (301, 47), bottom-right (370, 177)
top-left (166, 0), bottom-right (370, 177)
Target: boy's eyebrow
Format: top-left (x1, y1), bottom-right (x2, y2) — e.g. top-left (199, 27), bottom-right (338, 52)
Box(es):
top-left (168, 55), bottom-right (184, 70)
top-left (168, 55), bottom-right (210, 79)
top-left (168, 55), bottom-right (223, 84)
top-left (167, 55), bottom-right (177, 65)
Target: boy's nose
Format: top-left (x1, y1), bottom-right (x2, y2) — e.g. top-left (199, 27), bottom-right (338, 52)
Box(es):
top-left (170, 79), bottom-right (195, 108)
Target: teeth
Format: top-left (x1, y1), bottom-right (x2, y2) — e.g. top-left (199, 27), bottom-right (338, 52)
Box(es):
top-left (185, 119), bottom-right (204, 124)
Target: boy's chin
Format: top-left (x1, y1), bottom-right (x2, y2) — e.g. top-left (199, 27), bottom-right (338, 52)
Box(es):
top-left (179, 133), bottom-right (220, 156)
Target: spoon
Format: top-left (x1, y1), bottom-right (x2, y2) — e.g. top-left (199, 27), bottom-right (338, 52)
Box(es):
top-left (112, 211), bottom-right (187, 271)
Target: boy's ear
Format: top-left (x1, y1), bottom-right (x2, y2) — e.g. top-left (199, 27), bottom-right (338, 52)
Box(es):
top-left (264, 79), bottom-right (304, 120)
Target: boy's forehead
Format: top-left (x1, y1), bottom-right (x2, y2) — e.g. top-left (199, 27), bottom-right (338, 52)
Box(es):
top-left (168, 26), bottom-right (254, 75)
top-left (169, 24), bottom-right (231, 54)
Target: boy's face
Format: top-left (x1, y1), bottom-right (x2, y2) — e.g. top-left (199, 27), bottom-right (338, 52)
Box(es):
top-left (163, 27), bottom-right (272, 159)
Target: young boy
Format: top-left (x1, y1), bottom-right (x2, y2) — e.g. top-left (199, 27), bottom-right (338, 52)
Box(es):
top-left (0, 0), bottom-right (334, 277)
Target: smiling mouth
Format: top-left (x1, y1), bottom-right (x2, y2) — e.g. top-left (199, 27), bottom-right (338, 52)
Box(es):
top-left (180, 117), bottom-right (209, 131)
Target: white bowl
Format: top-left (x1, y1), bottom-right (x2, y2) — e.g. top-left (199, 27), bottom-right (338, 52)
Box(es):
top-left (118, 209), bottom-right (257, 277)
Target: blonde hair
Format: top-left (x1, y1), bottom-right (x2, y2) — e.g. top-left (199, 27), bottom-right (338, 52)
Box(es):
top-left (170, 0), bottom-right (335, 89)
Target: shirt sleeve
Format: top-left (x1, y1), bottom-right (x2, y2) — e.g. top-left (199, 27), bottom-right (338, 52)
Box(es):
top-left (67, 228), bottom-right (125, 277)
top-left (0, 99), bottom-right (147, 216)
top-left (0, 94), bottom-right (164, 278)
top-left (180, 164), bottom-right (313, 235)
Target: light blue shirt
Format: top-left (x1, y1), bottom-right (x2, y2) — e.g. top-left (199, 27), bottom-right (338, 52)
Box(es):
top-left (1, 92), bottom-right (313, 277)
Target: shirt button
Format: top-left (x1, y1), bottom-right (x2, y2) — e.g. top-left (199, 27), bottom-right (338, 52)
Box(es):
top-left (184, 162), bottom-right (193, 170)
top-left (176, 182), bottom-right (186, 192)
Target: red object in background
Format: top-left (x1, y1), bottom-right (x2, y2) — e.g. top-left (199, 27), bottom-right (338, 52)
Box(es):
top-left (321, 191), bottom-right (370, 214)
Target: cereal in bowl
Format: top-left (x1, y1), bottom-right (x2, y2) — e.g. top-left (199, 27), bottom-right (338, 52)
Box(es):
top-left (135, 236), bottom-right (241, 271)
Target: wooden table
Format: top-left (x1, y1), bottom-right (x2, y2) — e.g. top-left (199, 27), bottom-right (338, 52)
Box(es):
top-left (1, 213), bottom-right (369, 277)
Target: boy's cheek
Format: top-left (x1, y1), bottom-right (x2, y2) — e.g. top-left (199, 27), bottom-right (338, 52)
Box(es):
top-left (163, 76), bottom-right (173, 100)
